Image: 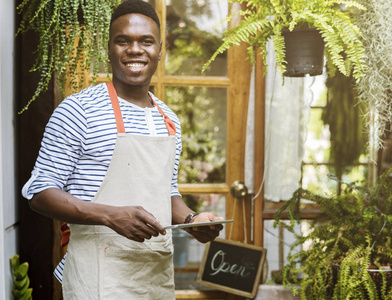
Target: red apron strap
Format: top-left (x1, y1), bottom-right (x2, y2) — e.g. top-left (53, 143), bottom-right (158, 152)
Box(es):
top-left (107, 81), bottom-right (126, 134)
top-left (107, 81), bottom-right (176, 136)
top-left (148, 94), bottom-right (177, 136)
top-left (60, 222), bottom-right (70, 248)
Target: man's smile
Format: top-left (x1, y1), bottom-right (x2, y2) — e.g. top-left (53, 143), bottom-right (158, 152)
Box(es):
top-left (125, 62), bottom-right (147, 72)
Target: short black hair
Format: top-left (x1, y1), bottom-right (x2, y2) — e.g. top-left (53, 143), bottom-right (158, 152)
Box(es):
top-left (110, 0), bottom-right (160, 29)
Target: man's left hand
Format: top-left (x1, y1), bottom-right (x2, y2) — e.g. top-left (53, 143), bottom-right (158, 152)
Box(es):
top-left (184, 212), bottom-right (224, 243)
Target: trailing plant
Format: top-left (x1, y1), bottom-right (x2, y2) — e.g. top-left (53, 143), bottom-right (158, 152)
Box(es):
top-left (203, 0), bottom-right (367, 83)
top-left (16, 0), bottom-right (120, 113)
top-left (322, 67), bottom-right (367, 181)
top-left (273, 166), bottom-right (392, 299)
top-left (10, 254), bottom-right (33, 300)
top-left (351, 0), bottom-right (392, 152)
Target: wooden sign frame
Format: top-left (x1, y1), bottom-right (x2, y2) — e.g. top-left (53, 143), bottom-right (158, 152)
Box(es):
top-left (197, 238), bottom-right (267, 298)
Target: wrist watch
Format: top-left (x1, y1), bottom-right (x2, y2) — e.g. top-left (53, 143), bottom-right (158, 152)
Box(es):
top-left (184, 212), bottom-right (199, 224)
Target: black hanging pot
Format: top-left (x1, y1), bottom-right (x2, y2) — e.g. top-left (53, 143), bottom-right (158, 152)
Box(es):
top-left (282, 28), bottom-right (325, 77)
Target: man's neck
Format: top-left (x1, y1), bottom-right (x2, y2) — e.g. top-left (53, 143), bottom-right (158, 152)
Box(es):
top-left (112, 80), bottom-right (153, 108)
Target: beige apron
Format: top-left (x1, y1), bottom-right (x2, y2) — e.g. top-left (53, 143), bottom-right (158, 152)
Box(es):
top-left (62, 82), bottom-right (177, 300)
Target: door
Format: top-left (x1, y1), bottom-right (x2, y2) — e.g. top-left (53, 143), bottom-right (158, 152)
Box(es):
top-left (147, 1), bottom-right (261, 298)
top-left (53, 0), bottom-right (264, 299)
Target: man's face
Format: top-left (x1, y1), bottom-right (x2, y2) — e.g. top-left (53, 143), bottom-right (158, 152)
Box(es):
top-left (108, 13), bottom-right (162, 88)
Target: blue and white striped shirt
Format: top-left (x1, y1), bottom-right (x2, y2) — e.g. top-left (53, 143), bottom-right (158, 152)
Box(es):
top-left (21, 83), bottom-right (182, 282)
top-left (22, 83), bottom-right (182, 200)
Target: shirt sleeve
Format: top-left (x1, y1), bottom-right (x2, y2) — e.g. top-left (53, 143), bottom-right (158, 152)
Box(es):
top-left (170, 121), bottom-right (182, 197)
top-left (22, 96), bottom-right (88, 199)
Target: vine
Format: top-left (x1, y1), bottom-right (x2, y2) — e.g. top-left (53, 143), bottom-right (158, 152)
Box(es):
top-left (17, 0), bottom-right (120, 113)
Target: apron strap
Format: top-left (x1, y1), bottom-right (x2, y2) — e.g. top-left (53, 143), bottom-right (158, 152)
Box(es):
top-left (148, 95), bottom-right (177, 136)
top-left (107, 81), bottom-right (176, 136)
top-left (107, 81), bottom-right (126, 134)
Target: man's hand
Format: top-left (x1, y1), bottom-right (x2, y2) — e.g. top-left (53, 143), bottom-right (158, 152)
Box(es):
top-left (29, 188), bottom-right (166, 243)
top-left (184, 212), bottom-right (224, 243)
top-left (106, 205), bottom-right (166, 242)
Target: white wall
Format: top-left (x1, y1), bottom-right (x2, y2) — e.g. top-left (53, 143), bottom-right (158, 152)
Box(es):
top-left (0, 0), bottom-right (18, 298)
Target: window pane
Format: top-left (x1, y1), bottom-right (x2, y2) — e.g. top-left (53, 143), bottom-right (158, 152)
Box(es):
top-left (302, 164), bottom-right (338, 195)
top-left (166, 0), bottom-right (228, 76)
top-left (302, 164), bottom-right (368, 195)
top-left (165, 87), bottom-right (227, 184)
top-left (304, 108), bottom-right (331, 164)
top-left (263, 220), bottom-right (303, 283)
top-left (182, 193), bottom-right (225, 216)
top-left (341, 165), bottom-right (368, 187)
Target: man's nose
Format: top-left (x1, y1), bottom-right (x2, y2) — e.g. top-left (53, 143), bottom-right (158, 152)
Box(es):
top-left (127, 42), bottom-right (143, 54)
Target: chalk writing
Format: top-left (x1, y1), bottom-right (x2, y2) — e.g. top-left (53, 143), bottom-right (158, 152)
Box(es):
top-left (210, 250), bottom-right (250, 278)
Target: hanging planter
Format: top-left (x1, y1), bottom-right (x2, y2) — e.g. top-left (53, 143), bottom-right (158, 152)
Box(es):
top-left (203, 0), bottom-right (367, 84)
top-left (282, 28), bottom-right (325, 77)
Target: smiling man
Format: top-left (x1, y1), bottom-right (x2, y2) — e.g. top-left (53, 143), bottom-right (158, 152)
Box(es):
top-left (21, 0), bottom-right (224, 299)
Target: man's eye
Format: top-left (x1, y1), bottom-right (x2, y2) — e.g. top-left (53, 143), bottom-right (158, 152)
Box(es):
top-left (118, 40), bottom-right (128, 45)
top-left (142, 40), bottom-right (154, 45)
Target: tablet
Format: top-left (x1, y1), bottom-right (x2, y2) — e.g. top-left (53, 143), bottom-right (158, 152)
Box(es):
top-left (164, 219), bottom-right (233, 230)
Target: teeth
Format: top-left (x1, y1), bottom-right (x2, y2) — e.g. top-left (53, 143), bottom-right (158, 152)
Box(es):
top-left (126, 63), bottom-right (145, 68)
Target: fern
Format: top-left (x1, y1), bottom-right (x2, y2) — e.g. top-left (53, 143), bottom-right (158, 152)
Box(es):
top-left (203, 0), bottom-right (367, 83)
top-left (274, 166), bottom-right (392, 299)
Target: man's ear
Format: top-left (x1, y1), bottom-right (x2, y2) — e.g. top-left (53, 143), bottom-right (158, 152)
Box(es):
top-left (159, 40), bottom-right (163, 60)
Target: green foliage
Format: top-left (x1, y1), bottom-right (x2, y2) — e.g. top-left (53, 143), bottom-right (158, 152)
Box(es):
top-left (203, 0), bottom-right (367, 83)
top-left (10, 255), bottom-right (33, 300)
top-left (16, 0), bottom-right (120, 113)
top-left (273, 166), bottom-right (392, 299)
top-left (322, 68), bottom-right (367, 178)
top-left (351, 0), bottom-right (392, 151)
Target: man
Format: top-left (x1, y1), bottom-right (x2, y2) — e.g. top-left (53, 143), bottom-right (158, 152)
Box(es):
top-left (22, 0), bottom-right (224, 298)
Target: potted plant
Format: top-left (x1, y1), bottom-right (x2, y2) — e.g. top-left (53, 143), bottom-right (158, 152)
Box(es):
top-left (202, 0), bottom-right (367, 82)
top-left (273, 167), bottom-right (392, 299)
top-left (16, 0), bottom-right (120, 113)
top-left (10, 255), bottom-right (33, 300)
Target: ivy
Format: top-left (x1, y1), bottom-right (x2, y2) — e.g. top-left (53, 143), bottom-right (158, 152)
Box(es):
top-left (16, 0), bottom-right (120, 113)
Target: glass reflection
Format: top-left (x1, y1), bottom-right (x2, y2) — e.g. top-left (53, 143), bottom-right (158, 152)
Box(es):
top-left (166, 0), bottom-right (228, 76)
top-left (165, 86), bottom-right (227, 184)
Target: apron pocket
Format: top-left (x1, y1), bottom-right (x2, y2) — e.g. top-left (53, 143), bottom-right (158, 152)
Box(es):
top-left (102, 248), bottom-right (175, 300)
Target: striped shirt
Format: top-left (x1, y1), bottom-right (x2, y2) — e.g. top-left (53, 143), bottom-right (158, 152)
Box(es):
top-left (21, 83), bottom-right (182, 282)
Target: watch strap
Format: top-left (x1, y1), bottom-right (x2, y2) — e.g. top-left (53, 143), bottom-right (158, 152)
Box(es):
top-left (184, 212), bottom-right (199, 224)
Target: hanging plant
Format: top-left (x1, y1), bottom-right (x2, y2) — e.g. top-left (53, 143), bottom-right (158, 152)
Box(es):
top-left (16, 0), bottom-right (120, 113)
top-left (203, 0), bottom-right (367, 83)
top-left (322, 67), bottom-right (367, 180)
top-left (351, 0), bottom-right (392, 152)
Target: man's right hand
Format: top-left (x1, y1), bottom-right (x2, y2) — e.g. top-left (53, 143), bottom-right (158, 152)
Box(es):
top-left (105, 205), bottom-right (166, 242)
top-left (29, 188), bottom-right (166, 243)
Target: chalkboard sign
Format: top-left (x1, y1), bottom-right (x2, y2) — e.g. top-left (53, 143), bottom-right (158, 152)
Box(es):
top-left (197, 238), bottom-right (267, 298)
